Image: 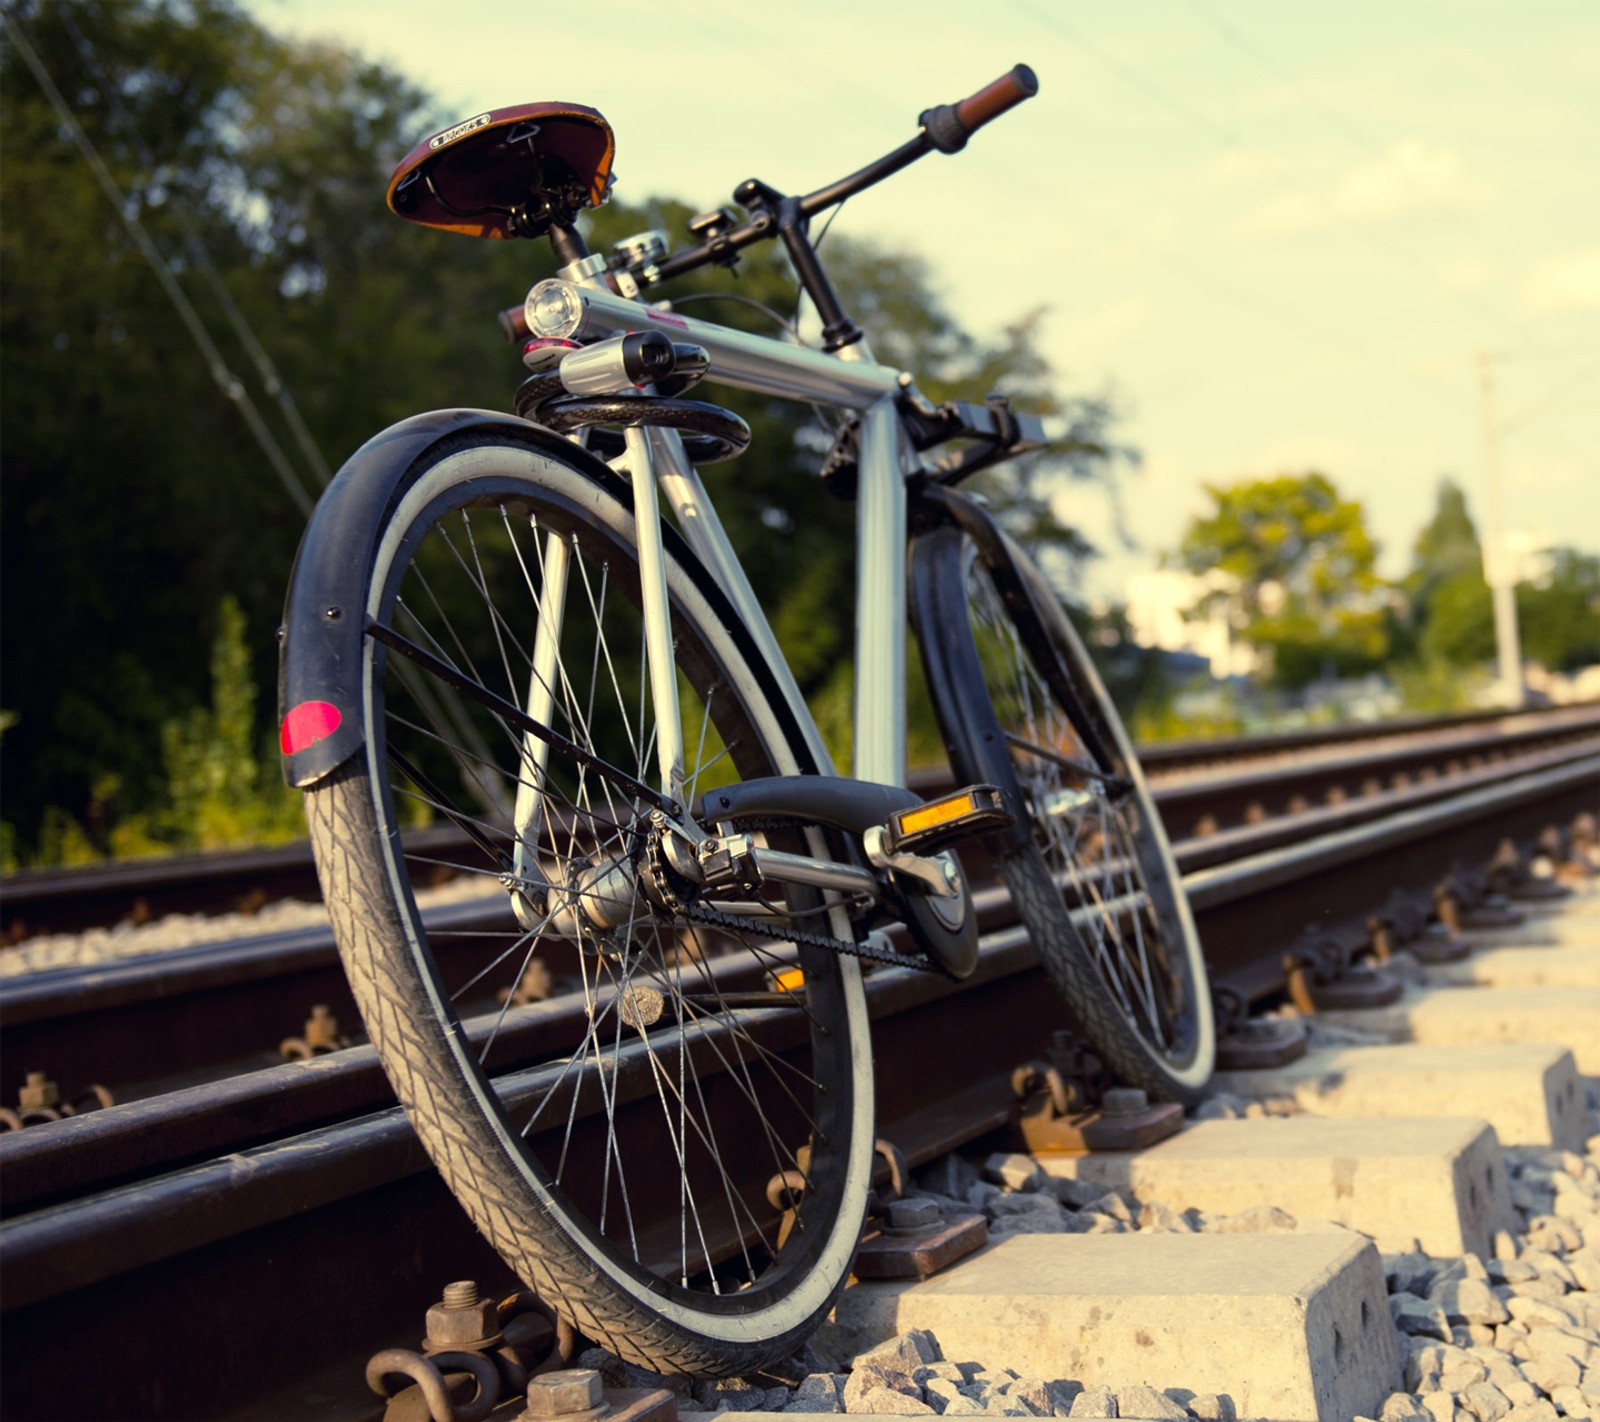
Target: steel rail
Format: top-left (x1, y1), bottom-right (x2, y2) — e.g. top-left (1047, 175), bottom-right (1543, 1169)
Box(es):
top-left (1136, 700), bottom-right (1600, 773)
top-left (7, 740), bottom-right (1594, 1220)
top-left (4, 755), bottom-right (1591, 1223)
top-left (2, 746), bottom-right (1594, 1420)
top-left (1152, 702), bottom-right (1600, 839)
top-left (5, 704), bottom-right (1593, 939)
top-left (4, 729), bottom-right (1597, 1107)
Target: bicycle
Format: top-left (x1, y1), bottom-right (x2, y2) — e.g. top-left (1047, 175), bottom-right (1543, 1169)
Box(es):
top-left (277, 65), bottom-right (1212, 1377)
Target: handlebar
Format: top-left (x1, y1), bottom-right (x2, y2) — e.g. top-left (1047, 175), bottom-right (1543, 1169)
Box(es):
top-left (644, 65), bottom-right (1038, 287)
top-left (926, 64), bottom-right (1040, 154)
top-left (957, 64), bottom-right (1039, 138)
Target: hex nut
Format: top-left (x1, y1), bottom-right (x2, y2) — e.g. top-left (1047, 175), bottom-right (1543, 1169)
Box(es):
top-left (525, 1368), bottom-right (606, 1417)
top-left (1101, 1086), bottom-right (1149, 1117)
top-left (886, 1197), bottom-right (942, 1232)
top-left (19, 1073), bottom-right (58, 1112)
top-left (424, 1291), bottom-right (500, 1349)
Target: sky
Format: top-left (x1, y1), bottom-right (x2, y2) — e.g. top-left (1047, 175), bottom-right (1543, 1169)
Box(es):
top-left (248, 0), bottom-right (1599, 604)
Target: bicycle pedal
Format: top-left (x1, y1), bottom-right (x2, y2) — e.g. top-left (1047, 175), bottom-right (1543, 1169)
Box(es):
top-left (883, 784), bottom-right (1010, 856)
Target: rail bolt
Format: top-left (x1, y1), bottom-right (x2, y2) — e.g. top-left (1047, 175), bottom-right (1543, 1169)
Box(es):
top-left (1101, 1087), bottom-right (1149, 1118)
top-left (304, 1004), bottom-right (341, 1050)
top-left (423, 1280), bottom-right (501, 1353)
top-left (18, 1072), bottom-right (59, 1113)
top-left (885, 1197), bottom-right (942, 1234)
top-left (525, 1368), bottom-right (607, 1417)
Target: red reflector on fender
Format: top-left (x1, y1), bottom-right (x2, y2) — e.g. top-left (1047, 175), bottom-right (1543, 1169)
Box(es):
top-left (281, 700), bottom-right (342, 755)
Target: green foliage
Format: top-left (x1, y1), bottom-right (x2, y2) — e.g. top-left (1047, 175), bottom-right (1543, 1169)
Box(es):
top-left (1128, 679), bottom-right (1245, 743)
top-left (1521, 549), bottom-right (1600, 671)
top-left (9, 598), bottom-right (304, 865)
top-left (157, 596), bottom-right (303, 850)
top-left (1397, 480), bottom-right (1598, 684)
top-left (1403, 478), bottom-right (1493, 672)
top-left (1177, 472), bottom-right (1390, 690)
top-left (1409, 478), bottom-right (1482, 595)
top-left (1, 0), bottom-right (451, 856)
top-left (1, 0), bottom-right (1134, 856)
top-left (1418, 571), bottom-right (1495, 667)
top-left (1390, 657), bottom-right (1493, 714)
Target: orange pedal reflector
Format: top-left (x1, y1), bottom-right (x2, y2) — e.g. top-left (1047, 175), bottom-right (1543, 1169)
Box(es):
top-left (897, 792), bottom-right (980, 838)
top-left (886, 784), bottom-right (1010, 855)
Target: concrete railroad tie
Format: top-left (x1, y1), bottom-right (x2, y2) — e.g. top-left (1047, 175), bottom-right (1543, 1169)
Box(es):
top-left (770, 879), bottom-right (1600, 1422)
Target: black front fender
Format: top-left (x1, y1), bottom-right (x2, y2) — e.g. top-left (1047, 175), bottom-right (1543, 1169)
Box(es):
top-left (908, 484), bottom-right (1109, 856)
top-left (276, 409), bottom-right (614, 788)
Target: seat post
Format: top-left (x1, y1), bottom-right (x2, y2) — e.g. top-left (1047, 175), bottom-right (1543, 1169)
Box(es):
top-left (549, 222), bottom-right (590, 267)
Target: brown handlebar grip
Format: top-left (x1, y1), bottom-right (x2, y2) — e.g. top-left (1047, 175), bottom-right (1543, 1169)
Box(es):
top-left (499, 304), bottom-right (531, 343)
top-left (954, 64), bottom-right (1039, 134)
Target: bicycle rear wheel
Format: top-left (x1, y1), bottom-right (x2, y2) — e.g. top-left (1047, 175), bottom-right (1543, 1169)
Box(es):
top-left (296, 430), bottom-right (873, 1373)
top-left (912, 523), bottom-right (1214, 1103)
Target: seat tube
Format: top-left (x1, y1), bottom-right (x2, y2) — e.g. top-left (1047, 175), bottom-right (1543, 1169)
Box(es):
top-left (512, 529), bottom-right (570, 877)
top-left (624, 425), bottom-right (686, 805)
top-left (853, 395), bottom-right (907, 787)
top-left (649, 428), bottom-right (837, 775)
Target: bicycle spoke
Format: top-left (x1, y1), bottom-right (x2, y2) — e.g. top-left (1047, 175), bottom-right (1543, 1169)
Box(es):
top-left (963, 540), bottom-right (1199, 1078)
top-left (321, 455), bottom-right (869, 1316)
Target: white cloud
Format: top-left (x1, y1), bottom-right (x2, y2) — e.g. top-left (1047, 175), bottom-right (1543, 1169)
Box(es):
top-left (1443, 258), bottom-right (1496, 292)
top-left (1522, 247), bottom-right (1600, 314)
top-left (1240, 140), bottom-right (1490, 236)
top-left (1057, 296), bottom-right (1152, 354)
top-left (1245, 436), bottom-right (1356, 475)
top-left (1509, 454), bottom-right (1588, 497)
top-left (1208, 151), bottom-right (1287, 186)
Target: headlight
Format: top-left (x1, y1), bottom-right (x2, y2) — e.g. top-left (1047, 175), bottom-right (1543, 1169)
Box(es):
top-left (524, 281), bottom-right (585, 339)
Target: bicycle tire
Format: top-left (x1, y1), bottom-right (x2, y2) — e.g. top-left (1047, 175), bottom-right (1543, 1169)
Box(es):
top-left (297, 429), bottom-right (874, 1373)
top-left (912, 523), bottom-right (1214, 1103)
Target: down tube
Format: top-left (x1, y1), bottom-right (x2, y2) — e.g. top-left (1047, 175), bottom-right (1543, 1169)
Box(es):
top-left (648, 426), bottom-right (838, 777)
top-left (853, 397), bottom-right (908, 788)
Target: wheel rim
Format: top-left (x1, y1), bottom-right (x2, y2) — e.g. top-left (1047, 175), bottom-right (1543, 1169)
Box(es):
top-left (963, 553), bottom-right (1202, 1071)
top-left (361, 462), bottom-right (862, 1311)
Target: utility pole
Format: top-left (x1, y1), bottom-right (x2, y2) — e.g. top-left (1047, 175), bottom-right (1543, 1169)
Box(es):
top-left (1476, 351), bottom-right (1524, 709)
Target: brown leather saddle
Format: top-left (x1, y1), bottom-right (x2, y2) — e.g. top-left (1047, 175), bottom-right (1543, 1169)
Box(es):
top-left (386, 101), bottom-right (615, 240)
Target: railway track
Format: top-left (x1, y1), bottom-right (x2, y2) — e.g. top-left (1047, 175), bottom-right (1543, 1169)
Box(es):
top-left (4, 707), bottom-right (1597, 1110)
top-left (3, 703), bottom-right (1594, 941)
top-left (1, 709), bottom-right (1596, 1421)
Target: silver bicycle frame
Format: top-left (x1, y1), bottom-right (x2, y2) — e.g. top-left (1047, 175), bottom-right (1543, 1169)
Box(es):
top-left (527, 275), bottom-right (917, 797)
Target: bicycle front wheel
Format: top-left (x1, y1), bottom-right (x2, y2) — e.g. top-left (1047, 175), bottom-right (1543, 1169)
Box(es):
top-left (913, 524), bottom-right (1214, 1103)
top-left (298, 429), bottom-right (873, 1374)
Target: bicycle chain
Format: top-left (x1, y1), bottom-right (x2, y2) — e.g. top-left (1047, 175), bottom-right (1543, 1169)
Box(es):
top-left (681, 814), bottom-right (944, 974)
top-left (678, 898), bottom-right (941, 972)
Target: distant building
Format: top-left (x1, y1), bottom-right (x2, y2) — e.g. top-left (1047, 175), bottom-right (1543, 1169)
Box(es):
top-left (1125, 569), bottom-right (1259, 679)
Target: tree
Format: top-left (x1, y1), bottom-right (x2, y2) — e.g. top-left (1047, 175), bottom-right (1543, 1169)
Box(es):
top-left (1, 0), bottom-right (1136, 857)
top-left (1399, 482), bottom-right (1598, 675)
top-left (1176, 472), bottom-right (1390, 690)
top-left (1, 0), bottom-right (467, 857)
top-left (1403, 478), bottom-right (1494, 668)
top-left (1411, 478), bottom-right (1480, 580)
top-left (1521, 549), bottom-right (1600, 672)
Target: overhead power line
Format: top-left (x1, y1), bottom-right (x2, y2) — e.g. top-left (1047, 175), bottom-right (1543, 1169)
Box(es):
top-left (1015, 0), bottom-right (1526, 339)
top-left (4, 11), bottom-right (317, 516)
top-left (1183, 0), bottom-right (1533, 278)
top-left (1012, 0), bottom-right (1240, 148)
top-left (1499, 361), bottom-right (1600, 437)
top-left (56, 7), bottom-right (335, 491)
